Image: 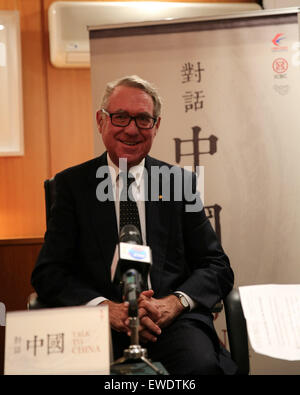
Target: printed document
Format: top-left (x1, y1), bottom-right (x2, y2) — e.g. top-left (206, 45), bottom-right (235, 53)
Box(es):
top-left (239, 284), bottom-right (300, 360)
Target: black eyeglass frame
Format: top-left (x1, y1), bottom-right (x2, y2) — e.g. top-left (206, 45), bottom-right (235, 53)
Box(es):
top-left (101, 108), bottom-right (157, 130)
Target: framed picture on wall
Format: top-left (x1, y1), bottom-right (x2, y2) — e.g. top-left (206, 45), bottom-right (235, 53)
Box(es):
top-left (0, 10), bottom-right (24, 156)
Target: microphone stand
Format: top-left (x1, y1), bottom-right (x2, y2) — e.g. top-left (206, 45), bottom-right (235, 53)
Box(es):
top-left (111, 270), bottom-right (166, 375)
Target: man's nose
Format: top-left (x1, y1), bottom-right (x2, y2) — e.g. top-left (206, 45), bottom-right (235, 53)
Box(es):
top-left (124, 118), bottom-right (139, 134)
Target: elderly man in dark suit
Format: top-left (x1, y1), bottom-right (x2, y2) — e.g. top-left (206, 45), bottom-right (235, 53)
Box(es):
top-left (31, 75), bottom-right (237, 375)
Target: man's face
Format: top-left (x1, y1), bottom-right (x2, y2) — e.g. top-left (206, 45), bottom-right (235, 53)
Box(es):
top-left (97, 85), bottom-right (160, 168)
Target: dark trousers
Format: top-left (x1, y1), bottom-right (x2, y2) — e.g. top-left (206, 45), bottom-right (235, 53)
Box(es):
top-left (112, 317), bottom-right (237, 375)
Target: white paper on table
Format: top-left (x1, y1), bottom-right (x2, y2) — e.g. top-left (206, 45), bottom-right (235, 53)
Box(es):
top-left (239, 284), bottom-right (300, 361)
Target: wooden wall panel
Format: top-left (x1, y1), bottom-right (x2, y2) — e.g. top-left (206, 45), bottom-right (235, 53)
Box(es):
top-left (0, 0), bottom-right (50, 239)
top-left (43, 0), bottom-right (94, 177)
top-left (0, 238), bottom-right (44, 374)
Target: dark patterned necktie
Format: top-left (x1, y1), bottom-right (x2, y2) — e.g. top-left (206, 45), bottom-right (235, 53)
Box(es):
top-left (119, 172), bottom-right (141, 235)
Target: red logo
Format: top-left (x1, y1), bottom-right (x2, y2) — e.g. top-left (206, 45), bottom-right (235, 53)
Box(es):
top-left (272, 58), bottom-right (288, 74)
top-left (272, 33), bottom-right (288, 51)
top-left (272, 33), bottom-right (285, 47)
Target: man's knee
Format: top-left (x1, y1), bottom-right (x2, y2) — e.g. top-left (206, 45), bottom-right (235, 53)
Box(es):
top-left (173, 350), bottom-right (222, 375)
top-left (193, 352), bottom-right (222, 374)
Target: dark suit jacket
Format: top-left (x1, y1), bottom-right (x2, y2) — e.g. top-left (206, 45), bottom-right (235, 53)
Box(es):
top-left (32, 152), bottom-right (234, 334)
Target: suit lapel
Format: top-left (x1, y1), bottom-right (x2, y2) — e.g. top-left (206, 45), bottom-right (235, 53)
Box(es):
top-left (89, 152), bottom-right (118, 276)
top-left (145, 156), bottom-right (171, 292)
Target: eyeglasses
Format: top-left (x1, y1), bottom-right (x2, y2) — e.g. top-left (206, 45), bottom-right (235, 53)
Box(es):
top-left (101, 109), bottom-right (157, 130)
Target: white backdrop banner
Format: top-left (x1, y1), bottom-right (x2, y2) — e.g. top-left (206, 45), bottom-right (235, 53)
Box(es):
top-left (89, 9), bottom-right (300, 374)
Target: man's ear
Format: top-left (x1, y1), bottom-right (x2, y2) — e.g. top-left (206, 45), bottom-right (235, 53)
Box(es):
top-left (155, 117), bottom-right (161, 133)
top-left (96, 110), bottom-right (102, 133)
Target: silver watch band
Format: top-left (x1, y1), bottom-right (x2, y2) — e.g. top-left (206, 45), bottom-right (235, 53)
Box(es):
top-left (173, 292), bottom-right (190, 311)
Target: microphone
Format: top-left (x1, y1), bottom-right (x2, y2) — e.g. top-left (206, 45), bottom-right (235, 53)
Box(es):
top-left (119, 224), bottom-right (142, 245)
top-left (112, 228), bottom-right (165, 374)
top-left (117, 225), bottom-right (152, 316)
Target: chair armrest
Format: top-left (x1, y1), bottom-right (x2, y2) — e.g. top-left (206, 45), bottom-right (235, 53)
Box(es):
top-left (27, 292), bottom-right (48, 310)
top-left (211, 301), bottom-right (223, 313)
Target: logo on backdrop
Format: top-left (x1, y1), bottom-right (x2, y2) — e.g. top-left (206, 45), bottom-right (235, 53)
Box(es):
top-left (272, 57), bottom-right (289, 91)
top-left (273, 85), bottom-right (290, 96)
top-left (272, 58), bottom-right (289, 74)
top-left (272, 33), bottom-right (288, 51)
top-left (271, 33), bottom-right (300, 67)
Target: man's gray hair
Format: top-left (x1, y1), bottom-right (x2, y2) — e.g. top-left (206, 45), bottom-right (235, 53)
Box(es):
top-left (100, 75), bottom-right (162, 118)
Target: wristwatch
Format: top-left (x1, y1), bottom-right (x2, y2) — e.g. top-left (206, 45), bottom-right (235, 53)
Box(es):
top-left (173, 292), bottom-right (190, 311)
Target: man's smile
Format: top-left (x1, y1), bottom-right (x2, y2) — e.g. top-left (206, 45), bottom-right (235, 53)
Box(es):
top-left (119, 140), bottom-right (140, 146)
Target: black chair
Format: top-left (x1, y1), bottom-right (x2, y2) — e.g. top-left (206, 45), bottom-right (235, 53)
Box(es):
top-left (44, 177), bottom-right (56, 226)
top-left (29, 178), bottom-right (250, 375)
top-left (224, 289), bottom-right (249, 374)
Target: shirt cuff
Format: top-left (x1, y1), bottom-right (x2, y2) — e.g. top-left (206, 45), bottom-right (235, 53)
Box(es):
top-left (86, 296), bottom-right (108, 306)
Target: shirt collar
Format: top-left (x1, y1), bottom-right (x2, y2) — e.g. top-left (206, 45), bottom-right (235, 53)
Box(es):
top-left (107, 153), bottom-right (145, 188)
